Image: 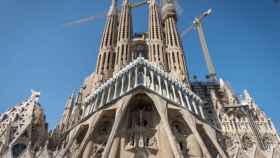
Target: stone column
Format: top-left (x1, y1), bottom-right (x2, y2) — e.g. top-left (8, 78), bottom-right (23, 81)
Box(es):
top-left (184, 95), bottom-right (192, 111)
top-left (144, 66), bottom-right (147, 86)
top-left (158, 75), bottom-right (162, 95)
top-left (134, 66), bottom-right (138, 87)
top-left (106, 85), bottom-right (112, 103)
top-left (75, 111), bottom-right (103, 158)
top-left (192, 100), bottom-right (199, 115)
top-left (93, 94), bottom-right (100, 112)
top-left (179, 110), bottom-right (212, 158)
top-left (101, 96), bottom-right (131, 158)
top-left (100, 90), bottom-right (106, 107)
top-left (149, 93), bottom-right (182, 158)
top-left (108, 137), bottom-right (120, 158)
top-left (120, 75), bottom-right (125, 95)
top-left (199, 106), bottom-right (205, 119)
top-left (82, 140), bottom-right (93, 158)
top-left (178, 90), bottom-right (185, 108)
top-left (164, 80), bottom-right (170, 99)
top-left (114, 80), bottom-right (118, 99)
top-left (172, 84), bottom-right (177, 103)
top-left (127, 71), bottom-right (131, 90)
top-left (151, 71), bottom-right (155, 90)
top-left (202, 124), bottom-right (228, 158)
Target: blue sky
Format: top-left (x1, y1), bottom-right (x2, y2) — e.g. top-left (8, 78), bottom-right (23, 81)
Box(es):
top-left (0, 0), bottom-right (279, 130)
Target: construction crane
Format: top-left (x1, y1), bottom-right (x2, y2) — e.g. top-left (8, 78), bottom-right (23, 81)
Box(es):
top-left (64, 0), bottom-right (149, 27)
top-left (63, 0), bottom-right (184, 27)
top-left (64, 13), bottom-right (106, 27)
top-left (181, 9), bottom-right (218, 81)
top-left (130, 0), bottom-right (148, 8)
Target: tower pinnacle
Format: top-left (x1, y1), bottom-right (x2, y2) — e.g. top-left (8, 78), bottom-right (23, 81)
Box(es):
top-left (114, 0), bottom-right (133, 72)
top-left (108, 0), bottom-right (118, 15)
top-left (161, 0), bottom-right (189, 83)
top-left (148, 0), bottom-right (167, 69)
top-left (161, 0), bottom-right (177, 20)
top-left (95, 0), bottom-right (118, 81)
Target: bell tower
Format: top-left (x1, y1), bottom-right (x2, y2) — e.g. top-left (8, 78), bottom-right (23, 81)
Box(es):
top-left (148, 0), bottom-right (167, 70)
top-left (96, 0), bottom-right (118, 81)
top-left (114, 0), bottom-right (133, 72)
top-left (162, 0), bottom-right (190, 83)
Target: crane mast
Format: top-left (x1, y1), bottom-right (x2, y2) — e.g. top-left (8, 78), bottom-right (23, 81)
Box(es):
top-left (193, 9), bottom-right (218, 81)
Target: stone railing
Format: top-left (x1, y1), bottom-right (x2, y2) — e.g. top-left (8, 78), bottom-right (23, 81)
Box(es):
top-left (82, 57), bottom-right (205, 120)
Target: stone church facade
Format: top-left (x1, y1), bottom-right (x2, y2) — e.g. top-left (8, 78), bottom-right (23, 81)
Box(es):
top-left (0, 0), bottom-right (279, 157)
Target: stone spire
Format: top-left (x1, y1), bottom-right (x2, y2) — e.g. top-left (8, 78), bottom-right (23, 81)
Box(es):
top-left (114, 0), bottom-right (133, 72)
top-left (161, 0), bottom-right (177, 20)
top-left (96, 0), bottom-right (118, 81)
top-left (73, 90), bottom-right (83, 122)
top-left (31, 89), bottom-right (40, 103)
top-left (58, 92), bottom-right (75, 132)
top-left (161, 0), bottom-right (189, 83)
top-left (148, 0), bottom-right (167, 70)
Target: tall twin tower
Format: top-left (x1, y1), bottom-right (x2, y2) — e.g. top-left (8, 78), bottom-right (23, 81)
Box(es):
top-left (96, 0), bottom-right (188, 84)
top-left (1, 0), bottom-right (279, 158)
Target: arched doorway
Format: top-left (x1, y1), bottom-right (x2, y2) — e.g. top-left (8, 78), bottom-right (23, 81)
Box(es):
top-left (124, 94), bottom-right (160, 156)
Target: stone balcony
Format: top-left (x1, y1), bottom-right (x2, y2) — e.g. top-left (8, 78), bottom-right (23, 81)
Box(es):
top-left (82, 57), bottom-right (206, 120)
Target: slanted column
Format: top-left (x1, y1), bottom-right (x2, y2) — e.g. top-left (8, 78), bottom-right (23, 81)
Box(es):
top-left (127, 71), bottom-right (131, 90)
top-left (101, 96), bottom-right (130, 158)
top-left (151, 71), bottom-right (155, 90)
top-left (83, 105), bottom-right (88, 117)
top-left (184, 95), bottom-right (192, 111)
top-left (151, 94), bottom-right (182, 158)
top-left (106, 85), bottom-right (112, 103)
top-left (139, 66), bottom-right (144, 85)
top-left (113, 80), bottom-right (118, 99)
top-left (157, 75), bottom-right (162, 95)
top-left (199, 105), bottom-right (206, 119)
top-left (144, 66), bottom-right (147, 86)
top-left (192, 100), bottom-right (199, 115)
top-left (178, 89), bottom-right (185, 108)
top-left (134, 66), bottom-right (138, 87)
top-left (120, 75), bottom-right (125, 95)
top-left (75, 111), bottom-right (104, 158)
top-left (164, 80), bottom-right (170, 98)
top-left (93, 94), bottom-right (100, 111)
top-left (100, 90), bottom-right (106, 107)
top-left (84, 104), bottom-right (90, 117)
top-left (179, 110), bottom-right (212, 158)
top-left (90, 97), bottom-right (96, 113)
top-left (88, 101), bottom-right (94, 114)
top-left (94, 93), bottom-right (101, 111)
top-left (171, 84), bottom-right (177, 103)
top-left (82, 140), bottom-right (93, 158)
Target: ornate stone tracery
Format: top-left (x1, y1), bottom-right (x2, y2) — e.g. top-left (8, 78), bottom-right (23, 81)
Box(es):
top-left (241, 134), bottom-right (255, 150)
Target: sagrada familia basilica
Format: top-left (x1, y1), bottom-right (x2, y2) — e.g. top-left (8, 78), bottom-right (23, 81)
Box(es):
top-left (0, 0), bottom-right (279, 157)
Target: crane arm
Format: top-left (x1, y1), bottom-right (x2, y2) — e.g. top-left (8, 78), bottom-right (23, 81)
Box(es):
top-left (180, 9), bottom-right (217, 81)
top-left (64, 13), bottom-right (106, 27)
top-left (130, 0), bottom-right (147, 8)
